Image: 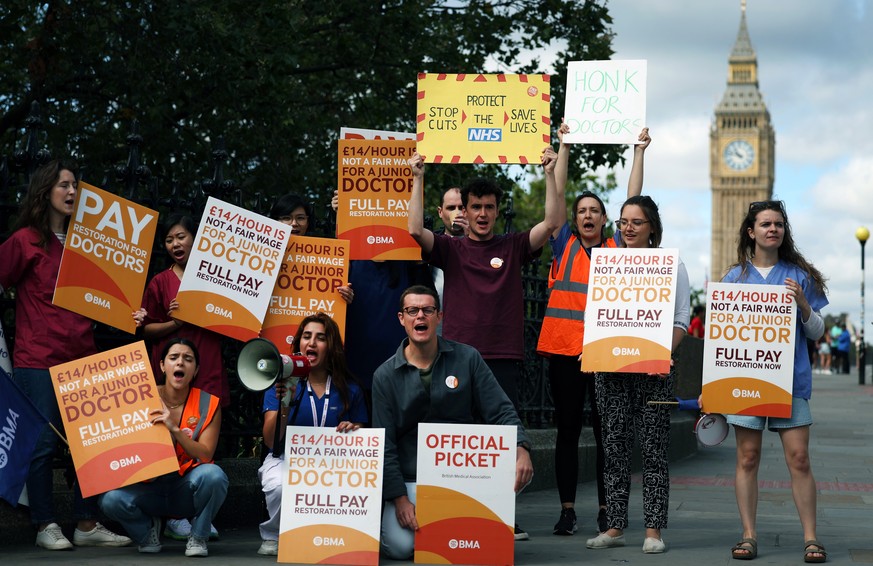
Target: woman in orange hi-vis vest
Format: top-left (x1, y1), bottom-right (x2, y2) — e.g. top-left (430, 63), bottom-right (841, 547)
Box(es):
top-left (99, 338), bottom-right (228, 558)
top-left (537, 125), bottom-right (650, 537)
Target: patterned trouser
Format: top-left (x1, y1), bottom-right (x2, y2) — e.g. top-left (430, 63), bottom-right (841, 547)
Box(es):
top-left (595, 370), bottom-right (673, 530)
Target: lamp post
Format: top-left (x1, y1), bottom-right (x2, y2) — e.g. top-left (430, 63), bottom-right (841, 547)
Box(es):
top-left (857, 227), bottom-right (869, 385)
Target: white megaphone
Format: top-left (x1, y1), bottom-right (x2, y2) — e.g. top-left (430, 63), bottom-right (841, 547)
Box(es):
top-left (237, 338), bottom-right (311, 401)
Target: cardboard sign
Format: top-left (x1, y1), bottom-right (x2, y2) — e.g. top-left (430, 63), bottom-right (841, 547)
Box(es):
top-left (336, 139), bottom-right (421, 260)
top-left (54, 182), bottom-right (157, 334)
top-left (261, 236), bottom-right (350, 348)
top-left (702, 283), bottom-right (796, 417)
top-left (50, 342), bottom-right (178, 497)
top-left (175, 197), bottom-right (291, 342)
top-left (416, 73), bottom-right (551, 164)
top-left (414, 423), bottom-right (516, 566)
top-left (563, 60), bottom-right (647, 144)
top-left (581, 248), bottom-right (679, 373)
top-left (279, 427), bottom-right (384, 565)
top-left (340, 127), bottom-right (416, 141)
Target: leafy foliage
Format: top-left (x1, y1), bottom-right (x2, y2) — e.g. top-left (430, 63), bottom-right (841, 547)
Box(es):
top-left (1, 0), bottom-right (621, 222)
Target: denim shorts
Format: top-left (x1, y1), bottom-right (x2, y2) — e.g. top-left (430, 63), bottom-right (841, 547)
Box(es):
top-left (725, 397), bottom-right (813, 431)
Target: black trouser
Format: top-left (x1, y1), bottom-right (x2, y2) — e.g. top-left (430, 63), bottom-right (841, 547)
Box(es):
top-left (548, 355), bottom-right (606, 506)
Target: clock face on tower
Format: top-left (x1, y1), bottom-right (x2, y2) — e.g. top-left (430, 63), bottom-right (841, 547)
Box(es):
top-left (723, 139), bottom-right (755, 171)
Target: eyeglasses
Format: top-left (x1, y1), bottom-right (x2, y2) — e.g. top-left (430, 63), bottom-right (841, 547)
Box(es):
top-left (616, 219), bottom-right (649, 229)
top-left (748, 200), bottom-right (785, 214)
top-left (279, 215), bottom-right (309, 224)
top-left (402, 306), bottom-right (438, 317)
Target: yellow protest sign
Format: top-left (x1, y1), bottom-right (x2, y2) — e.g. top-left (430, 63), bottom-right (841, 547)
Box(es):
top-left (416, 73), bottom-right (551, 164)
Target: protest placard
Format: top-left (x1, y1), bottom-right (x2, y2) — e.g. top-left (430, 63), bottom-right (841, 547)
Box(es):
top-left (50, 342), bottom-right (178, 498)
top-left (416, 73), bottom-right (551, 164)
top-left (581, 248), bottom-right (678, 373)
top-left (563, 60), bottom-right (647, 145)
top-left (175, 197), bottom-right (291, 342)
top-left (702, 282), bottom-right (795, 417)
top-left (262, 236), bottom-right (350, 348)
top-left (414, 423), bottom-right (516, 566)
top-left (279, 427), bottom-right (384, 565)
top-left (53, 182), bottom-right (157, 334)
top-left (336, 139), bottom-right (421, 260)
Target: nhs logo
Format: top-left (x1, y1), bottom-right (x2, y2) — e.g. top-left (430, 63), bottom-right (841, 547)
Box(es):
top-left (467, 128), bottom-right (502, 142)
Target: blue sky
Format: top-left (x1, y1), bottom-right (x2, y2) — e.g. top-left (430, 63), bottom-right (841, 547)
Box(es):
top-left (587, 0), bottom-right (873, 330)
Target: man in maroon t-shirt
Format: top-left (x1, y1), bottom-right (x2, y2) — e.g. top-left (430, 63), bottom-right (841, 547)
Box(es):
top-left (407, 147), bottom-right (562, 414)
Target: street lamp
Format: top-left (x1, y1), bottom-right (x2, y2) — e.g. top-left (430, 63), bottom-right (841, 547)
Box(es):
top-left (857, 227), bottom-right (869, 385)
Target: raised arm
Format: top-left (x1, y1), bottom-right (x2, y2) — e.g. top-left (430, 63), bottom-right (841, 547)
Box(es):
top-left (552, 122), bottom-right (571, 238)
top-left (529, 144), bottom-right (563, 250)
top-left (627, 127), bottom-right (651, 198)
top-left (407, 152), bottom-right (435, 253)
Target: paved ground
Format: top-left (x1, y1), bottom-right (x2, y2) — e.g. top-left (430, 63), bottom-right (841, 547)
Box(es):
top-left (3, 368), bottom-right (872, 564)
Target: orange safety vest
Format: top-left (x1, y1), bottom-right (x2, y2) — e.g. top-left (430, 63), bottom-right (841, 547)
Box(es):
top-left (175, 387), bottom-right (220, 476)
top-left (536, 235), bottom-right (617, 357)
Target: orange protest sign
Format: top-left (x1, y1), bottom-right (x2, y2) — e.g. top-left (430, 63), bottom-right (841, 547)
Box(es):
top-left (416, 73), bottom-right (551, 164)
top-left (336, 139), bottom-right (421, 260)
top-left (54, 182), bottom-right (157, 334)
top-left (50, 342), bottom-right (178, 498)
top-left (261, 236), bottom-right (349, 349)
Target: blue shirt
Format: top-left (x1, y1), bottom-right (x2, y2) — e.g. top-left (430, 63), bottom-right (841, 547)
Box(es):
top-left (723, 260), bottom-right (828, 399)
top-left (262, 380), bottom-right (368, 427)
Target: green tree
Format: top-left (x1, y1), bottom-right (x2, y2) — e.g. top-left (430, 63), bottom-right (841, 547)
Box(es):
top-left (1, 0), bottom-right (622, 217)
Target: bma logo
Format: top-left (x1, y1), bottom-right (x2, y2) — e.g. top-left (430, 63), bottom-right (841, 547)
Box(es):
top-left (206, 303), bottom-right (233, 319)
top-left (109, 455), bottom-right (142, 471)
top-left (448, 538), bottom-right (480, 549)
top-left (467, 128), bottom-right (502, 142)
top-left (312, 536), bottom-right (345, 547)
top-left (366, 235), bottom-right (395, 245)
top-left (731, 388), bottom-right (761, 399)
top-left (611, 347), bottom-right (641, 356)
top-left (0, 408), bottom-right (21, 469)
top-left (84, 292), bottom-right (110, 309)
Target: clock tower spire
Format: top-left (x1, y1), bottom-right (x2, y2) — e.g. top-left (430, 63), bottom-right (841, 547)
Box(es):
top-left (709, 2), bottom-right (775, 281)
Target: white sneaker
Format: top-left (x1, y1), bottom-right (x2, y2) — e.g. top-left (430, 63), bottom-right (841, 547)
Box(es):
top-left (258, 539), bottom-right (279, 556)
top-left (73, 522), bottom-right (132, 547)
top-left (164, 518), bottom-right (192, 541)
top-left (643, 536), bottom-right (666, 553)
top-left (186, 536), bottom-right (209, 557)
top-left (209, 522), bottom-right (219, 540)
top-left (138, 517), bottom-right (162, 553)
top-left (586, 531), bottom-right (626, 549)
top-left (35, 523), bottom-right (73, 550)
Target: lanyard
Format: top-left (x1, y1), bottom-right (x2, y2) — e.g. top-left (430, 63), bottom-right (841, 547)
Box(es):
top-left (307, 375), bottom-right (332, 428)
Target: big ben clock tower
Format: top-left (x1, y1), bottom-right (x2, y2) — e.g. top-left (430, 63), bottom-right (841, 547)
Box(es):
top-left (710, 1), bottom-right (775, 281)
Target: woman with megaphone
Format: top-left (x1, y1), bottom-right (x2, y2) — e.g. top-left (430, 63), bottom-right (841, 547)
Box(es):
top-left (99, 338), bottom-right (228, 557)
top-left (256, 313), bottom-right (368, 556)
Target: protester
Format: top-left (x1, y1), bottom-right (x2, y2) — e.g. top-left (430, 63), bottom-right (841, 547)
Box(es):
top-left (0, 159), bottom-right (131, 550)
top-left (140, 213), bottom-right (228, 541)
top-left (407, 144), bottom-right (559, 540)
top-left (537, 126), bottom-right (650, 536)
top-left (719, 200), bottom-right (828, 563)
top-left (99, 338), bottom-right (227, 556)
top-left (432, 186), bottom-right (467, 335)
top-left (816, 333), bottom-right (832, 374)
top-left (256, 313), bottom-right (367, 556)
top-left (372, 285), bottom-right (533, 559)
top-left (688, 305), bottom-right (705, 339)
top-left (586, 195), bottom-right (690, 554)
top-left (835, 324), bottom-right (851, 375)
